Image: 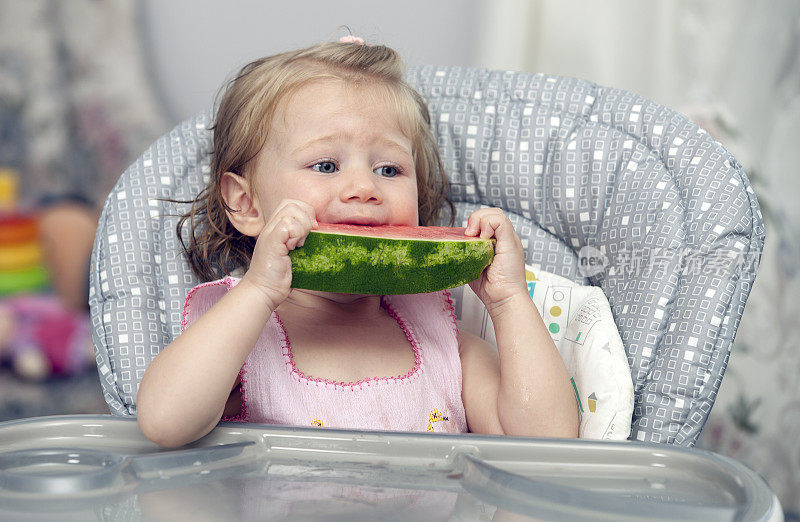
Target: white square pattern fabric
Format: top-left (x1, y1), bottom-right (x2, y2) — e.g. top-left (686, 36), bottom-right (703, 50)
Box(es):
top-left (89, 67), bottom-right (764, 447)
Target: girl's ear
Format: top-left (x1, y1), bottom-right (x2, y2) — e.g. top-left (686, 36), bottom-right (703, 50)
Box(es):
top-left (220, 172), bottom-right (264, 237)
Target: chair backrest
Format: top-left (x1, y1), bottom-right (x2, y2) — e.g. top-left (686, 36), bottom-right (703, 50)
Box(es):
top-left (89, 67), bottom-right (764, 447)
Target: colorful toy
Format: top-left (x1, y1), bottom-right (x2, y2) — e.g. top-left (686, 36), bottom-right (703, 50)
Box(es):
top-left (0, 169), bottom-right (93, 380)
top-left (0, 294), bottom-right (93, 380)
top-left (0, 169), bottom-right (49, 296)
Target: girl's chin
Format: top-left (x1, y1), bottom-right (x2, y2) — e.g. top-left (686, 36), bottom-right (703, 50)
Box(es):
top-left (291, 288), bottom-right (379, 302)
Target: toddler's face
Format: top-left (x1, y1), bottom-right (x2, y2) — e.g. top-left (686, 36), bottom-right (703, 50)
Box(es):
top-left (250, 80), bottom-right (419, 227)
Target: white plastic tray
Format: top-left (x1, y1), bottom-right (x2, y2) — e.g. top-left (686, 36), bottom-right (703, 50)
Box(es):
top-left (0, 415), bottom-right (783, 521)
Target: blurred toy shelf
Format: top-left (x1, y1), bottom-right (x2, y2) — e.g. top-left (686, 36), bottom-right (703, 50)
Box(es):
top-left (0, 168), bottom-right (105, 421)
top-left (0, 169), bottom-right (48, 296)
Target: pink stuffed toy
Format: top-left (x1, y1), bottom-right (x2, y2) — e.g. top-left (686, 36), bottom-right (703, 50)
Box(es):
top-left (0, 294), bottom-right (93, 380)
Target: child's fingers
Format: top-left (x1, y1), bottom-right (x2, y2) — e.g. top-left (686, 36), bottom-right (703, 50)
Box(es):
top-left (245, 200), bottom-right (316, 303)
top-left (466, 208), bottom-right (510, 240)
top-left (465, 215), bottom-right (478, 236)
top-left (465, 208), bottom-right (493, 236)
top-left (465, 208), bottom-right (495, 236)
top-left (256, 207), bottom-right (315, 257)
top-left (275, 214), bottom-right (312, 251)
top-left (269, 200), bottom-right (317, 231)
top-left (289, 199), bottom-right (318, 229)
top-left (479, 214), bottom-right (504, 240)
top-left (264, 201), bottom-right (316, 239)
top-left (286, 236), bottom-right (301, 251)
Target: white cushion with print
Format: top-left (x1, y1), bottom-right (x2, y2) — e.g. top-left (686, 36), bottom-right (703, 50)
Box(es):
top-left (458, 266), bottom-right (634, 440)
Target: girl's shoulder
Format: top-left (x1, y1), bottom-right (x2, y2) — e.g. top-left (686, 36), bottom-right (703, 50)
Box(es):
top-left (182, 276), bottom-right (240, 332)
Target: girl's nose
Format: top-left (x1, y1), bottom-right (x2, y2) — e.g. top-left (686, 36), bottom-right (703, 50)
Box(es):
top-left (339, 167), bottom-right (382, 203)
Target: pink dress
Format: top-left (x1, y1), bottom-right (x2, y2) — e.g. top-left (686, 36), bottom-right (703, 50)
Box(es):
top-left (181, 277), bottom-right (468, 433)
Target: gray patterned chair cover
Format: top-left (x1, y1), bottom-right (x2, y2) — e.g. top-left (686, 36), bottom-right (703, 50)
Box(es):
top-left (89, 67), bottom-right (764, 447)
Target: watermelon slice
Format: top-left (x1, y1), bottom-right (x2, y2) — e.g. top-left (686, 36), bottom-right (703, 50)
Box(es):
top-left (289, 223), bottom-right (495, 295)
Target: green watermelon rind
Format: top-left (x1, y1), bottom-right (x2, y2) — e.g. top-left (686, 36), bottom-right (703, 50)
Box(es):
top-left (289, 230), bottom-right (495, 295)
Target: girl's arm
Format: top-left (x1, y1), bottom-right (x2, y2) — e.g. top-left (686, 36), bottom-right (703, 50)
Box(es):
top-left (458, 300), bottom-right (578, 437)
top-left (458, 208), bottom-right (578, 438)
top-left (137, 199), bottom-right (317, 447)
top-left (136, 279), bottom-right (274, 447)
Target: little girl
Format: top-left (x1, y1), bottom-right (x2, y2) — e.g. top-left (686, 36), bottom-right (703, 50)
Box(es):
top-left (136, 38), bottom-right (578, 448)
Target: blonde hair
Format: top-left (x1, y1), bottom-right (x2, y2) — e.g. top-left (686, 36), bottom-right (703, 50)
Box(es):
top-left (178, 41), bottom-right (453, 282)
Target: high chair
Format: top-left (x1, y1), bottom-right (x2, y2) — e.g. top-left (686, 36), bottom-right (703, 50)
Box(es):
top-left (0, 67), bottom-right (768, 520)
top-left (89, 66), bottom-right (765, 447)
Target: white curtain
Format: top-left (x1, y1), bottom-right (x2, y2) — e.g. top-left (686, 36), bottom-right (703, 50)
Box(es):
top-left (476, 0), bottom-right (800, 513)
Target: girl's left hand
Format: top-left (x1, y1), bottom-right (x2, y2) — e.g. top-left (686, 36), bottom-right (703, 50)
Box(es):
top-left (465, 207), bottom-right (528, 314)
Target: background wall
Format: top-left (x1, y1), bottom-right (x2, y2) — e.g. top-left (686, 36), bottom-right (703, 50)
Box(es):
top-left (140, 0), bottom-right (481, 125)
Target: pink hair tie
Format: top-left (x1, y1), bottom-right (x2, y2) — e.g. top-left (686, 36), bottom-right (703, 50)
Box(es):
top-left (339, 35), bottom-right (366, 45)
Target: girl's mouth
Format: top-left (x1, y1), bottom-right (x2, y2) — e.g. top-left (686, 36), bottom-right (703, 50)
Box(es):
top-left (330, 218), bottom-right (382, 226)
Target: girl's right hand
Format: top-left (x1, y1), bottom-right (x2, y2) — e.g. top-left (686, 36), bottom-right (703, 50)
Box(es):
top-left (240, 199), bottom-right (317, 311)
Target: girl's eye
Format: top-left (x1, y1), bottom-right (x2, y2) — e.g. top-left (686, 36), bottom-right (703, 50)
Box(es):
top-left (311, 161), bottom-right (337, 174)
top-left (374, 165), bottom-right (400, 178)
